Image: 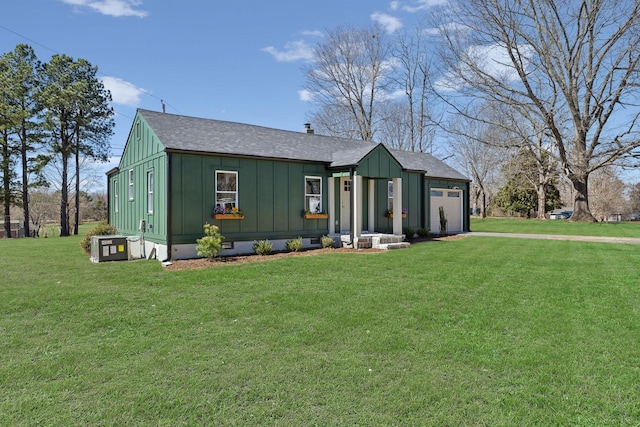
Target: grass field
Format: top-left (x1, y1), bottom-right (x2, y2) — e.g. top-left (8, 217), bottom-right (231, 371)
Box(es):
top-left (1, 223), bottom-right (639, 425)
top-left (471, 216), bottom-right (640, 237)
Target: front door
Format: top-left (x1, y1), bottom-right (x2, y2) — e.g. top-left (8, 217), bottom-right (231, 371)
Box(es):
top-left (340, 177), bottom-right (351, 233)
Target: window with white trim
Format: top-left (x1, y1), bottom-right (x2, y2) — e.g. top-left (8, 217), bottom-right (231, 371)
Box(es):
top-left (387, 180), bottom-right (393, 210)
top-left (305, 176), bottom-right (322, 213)
top-left (114, 180), bottom-right (119, 213)
top-left (147, 170), bottom-right (154, 214)
top-left (128, 169), bottom-right (134, 200)
top-left (215, 170), bottom-right (238, 211)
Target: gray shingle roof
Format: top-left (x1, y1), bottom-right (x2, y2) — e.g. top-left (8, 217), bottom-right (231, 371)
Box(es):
top-left (137, 109), bottom-right (469, 181)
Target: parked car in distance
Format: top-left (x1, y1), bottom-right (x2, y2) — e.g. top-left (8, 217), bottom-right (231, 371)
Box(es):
top-left (550, 211), bottom-right (572, 220)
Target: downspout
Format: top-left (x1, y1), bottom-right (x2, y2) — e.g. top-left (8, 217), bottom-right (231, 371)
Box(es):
top-left (166, 152), bottom-right (172, 261)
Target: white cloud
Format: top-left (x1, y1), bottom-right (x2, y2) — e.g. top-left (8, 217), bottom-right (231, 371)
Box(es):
top-left (61, 0), bottom-right (148, 18)
top-left (262, 40), bottom-right (314, 62)
top-left (403, 0), bottom-right (449, 13)
top-left (298, 89), bottom-right (314, 102)
top-left (301, 30), bottom-right (324, 38)
top-left (390, 1), bottom-right (401, 11)
top-left (371, 12), bottom-right (403, 34)
top-left (101, 76), bottom-right (146, 106)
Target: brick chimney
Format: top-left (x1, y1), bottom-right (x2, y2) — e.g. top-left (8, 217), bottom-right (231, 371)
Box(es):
top-left (303, 123), bottom-right (314, 134)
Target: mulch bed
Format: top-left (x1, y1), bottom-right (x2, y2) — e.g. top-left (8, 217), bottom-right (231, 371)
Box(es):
top-left (164, 235), bottom-right (467, 271)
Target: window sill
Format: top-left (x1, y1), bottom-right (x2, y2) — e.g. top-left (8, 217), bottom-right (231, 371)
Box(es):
top-left (214, 214), bottom-right (245, 220)
top-left (304, 213), bottom-right (328, 219)
top-left (387, 214), bottom-right (407, 219)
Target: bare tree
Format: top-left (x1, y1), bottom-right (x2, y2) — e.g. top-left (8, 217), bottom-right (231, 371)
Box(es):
top-left (303, 24), bottom-right (393, 141)
top-left (588, 167), bottom-right (627, 221)
top-left (388, 26), bottom-right (437, 152)
top-left (435, 0), bottom-right (640, 221)
top-left (448, 114), bottom-right (504, 217)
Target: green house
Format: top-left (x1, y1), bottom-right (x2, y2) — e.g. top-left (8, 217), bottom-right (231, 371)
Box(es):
top-left (107, 109), bottom-right (470, 260)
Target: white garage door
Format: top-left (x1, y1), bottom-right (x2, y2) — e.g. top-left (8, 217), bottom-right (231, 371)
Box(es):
top-left (430, 189), bottom-right (463, 234)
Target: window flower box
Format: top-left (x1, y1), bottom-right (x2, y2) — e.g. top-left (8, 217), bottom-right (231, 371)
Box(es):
top-left (213, 206), bottom-right (243, 219)
top-left (387, 213), bottom-right (407, 219)
top-left (214, 213), bottom-right (244, 220)
top-left (304, 213), bottom-right (328, 219)
top-left (387, 208), bottom-right (408, 218)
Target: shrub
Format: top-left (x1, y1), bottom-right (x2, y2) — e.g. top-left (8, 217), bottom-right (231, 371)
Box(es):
top-left (286, 236), bottom-right (304, 252)
top-left (196, 223), bottom-right (225, 261)
top-left (80, 221), bottom-right (118, 255)
top-left (320, 235), bottom-right (335, 248)
top-left (417, 227), bottom-right (430, 238)
top-left (253, 239), bottom-right (273, 256)
top-left (403, 227), bottom-right (415, 240)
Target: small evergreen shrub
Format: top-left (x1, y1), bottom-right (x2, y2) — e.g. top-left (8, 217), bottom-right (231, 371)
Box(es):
top-left (403, 227), bottom-right (415, 240)
top-left (80, 221), bottom-right (118, 255)
top-left (253, 239), bottom-right (273, 256)
top-left (417, 228), bottom-right (430, 238)
top-left (320, 235), bottom-right (335, 248)
top-left (196, 223), bottom-right (225, 261)
top-left (286, 236), bottom-right (304, 252)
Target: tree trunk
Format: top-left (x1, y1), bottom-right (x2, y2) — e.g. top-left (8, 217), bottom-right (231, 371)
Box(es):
top-left (60, 153), bottom-right (69, 236)
top-left (536, 184), bottom-right (547, 219)
top-left (21, 125), bottom-right (30, 238)
top-left (2, 139), bottom-right (11, 238)
top-left (73, 132), bottom-right (80, 235)
top-left (481, 190), bottom-right (487, 218)
top-left (570, 175), bottom-right (596, 222)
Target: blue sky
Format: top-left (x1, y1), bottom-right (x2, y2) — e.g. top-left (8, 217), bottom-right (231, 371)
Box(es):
top-left (1, 0), bottom-right (439, 189)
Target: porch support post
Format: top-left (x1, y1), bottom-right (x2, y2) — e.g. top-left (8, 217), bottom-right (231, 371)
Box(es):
top-left (328, 177), bottom-right (335, 235)
top-left (353, 173), bottom-right (362, 242)
top-left (392, 177), bottom-right (402, 235)
top-left (368, 179), bottom-right (375, 233)
top-left (348, 170), bottom-right (355, 245)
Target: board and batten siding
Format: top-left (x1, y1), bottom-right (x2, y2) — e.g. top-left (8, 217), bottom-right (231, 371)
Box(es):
top-left (170, 153), bottom-right (330, 245)
top-left (109, 115), bottom-right (167, 244)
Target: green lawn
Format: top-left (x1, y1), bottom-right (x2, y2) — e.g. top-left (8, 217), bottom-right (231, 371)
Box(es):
top-left (1, 229), bottom-right (639, 425)
top-left (471, 216), bottom-right (640, 237)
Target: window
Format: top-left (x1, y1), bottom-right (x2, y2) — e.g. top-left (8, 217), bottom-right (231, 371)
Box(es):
top-left (305, 176), bottom-right (322, 213)
top-left (447, 191), bottom-right (460, 198)
top-left (128, 169), bottom-right (134, 200)
top-left (215, 170), bottom-right (238, 211)
top-left (147, 170), bottom-right (154, 214)
top-left (431, 190), bottom-right (443, 197)
top-left (387, 181), bottom-right (393, 210)
top-left (114, 180), bottom-right (119, 213)
top-left (343, 180), bottom-right (351, 192)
